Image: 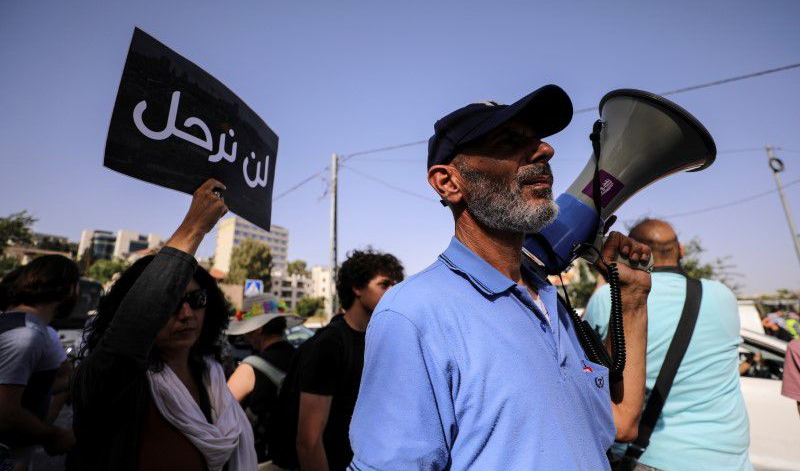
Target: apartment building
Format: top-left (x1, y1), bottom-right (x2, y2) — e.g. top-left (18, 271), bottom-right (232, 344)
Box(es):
top-left (212, 216), bottom-right (289, 276)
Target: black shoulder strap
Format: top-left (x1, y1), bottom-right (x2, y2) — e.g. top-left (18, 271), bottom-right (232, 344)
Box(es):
top-left (626, 277), bottom-right (703, 459)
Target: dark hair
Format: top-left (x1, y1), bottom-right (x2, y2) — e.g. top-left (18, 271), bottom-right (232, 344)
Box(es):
top-left (261, 316), bottom-right (287, 337)
top-left (0, 255), bottom-right (79, 311)
top-left (80, 255), bottom-right (230, 370)
top-left (336, 249), bottom-right (404, 310)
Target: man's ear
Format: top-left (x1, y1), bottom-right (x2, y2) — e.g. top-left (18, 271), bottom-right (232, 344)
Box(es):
top-left (428, 164), bottom-right (465, 206)
top-left (352, 286), bottom-right (362, 299)
top-left (678, 242), bottom-right (685, 259)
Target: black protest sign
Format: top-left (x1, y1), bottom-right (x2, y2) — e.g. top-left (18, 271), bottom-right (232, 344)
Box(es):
top-left (105, 28), bottom-right (277, 231)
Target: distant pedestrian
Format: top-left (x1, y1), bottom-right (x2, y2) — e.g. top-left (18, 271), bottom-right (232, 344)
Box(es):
top-left (785, 313), bottom-right (800, 340)
top-left (782, 339), bottom-right (800, 417)
top-left (227, 313), bottom-right (300, 462)
top-left (69, 179), bottom-right (257, 471)
top-left (585, 219), bottom-right (752, 471)
top-left (0, 255), bottom-right (80, 471)
top-left (294, 249), bottom-right (403, 471)
top-left (763, 315), bottom-right (793, 342)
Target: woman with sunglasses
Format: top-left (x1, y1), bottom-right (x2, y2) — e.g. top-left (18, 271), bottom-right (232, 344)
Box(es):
top-left (69, 180), bottom-right (257, 471)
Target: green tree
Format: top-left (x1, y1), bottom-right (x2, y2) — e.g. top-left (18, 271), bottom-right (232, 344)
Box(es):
top-left (295, 296), bottom-right (325, 318)
top-left (681, 237), bottom-right (741, 292)
top-left (0, 211), bottom-right (36, 250)
top-left (88, 258), bottom-right (130, 284)
top-left (78, 247), bottom-right (95, 275)
top-left (774, 288), bottom-right (798, 299)
top-left (34, 235), bottom-right (77, 255)
top-left (0, 211), bottom-right (37, 277)
top-left (287, 260), bottom-right (310, 277)
top-left (228, 239), bottom-right (272, 287)
top-left (564, 259), bottom-right (599, 309)
top-left (0, 257), bottom-right (19, 278)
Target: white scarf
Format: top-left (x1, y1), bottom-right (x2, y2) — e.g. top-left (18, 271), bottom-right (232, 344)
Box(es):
top-left (146, 358), bottom-right (257, 471)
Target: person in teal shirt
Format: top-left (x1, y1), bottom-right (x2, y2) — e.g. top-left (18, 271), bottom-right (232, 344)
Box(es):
top-left (584, 219), bottom-right (752, 471)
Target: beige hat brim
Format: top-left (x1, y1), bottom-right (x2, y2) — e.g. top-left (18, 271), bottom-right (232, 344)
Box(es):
top-left (225, 313), bottom-right (305, 336)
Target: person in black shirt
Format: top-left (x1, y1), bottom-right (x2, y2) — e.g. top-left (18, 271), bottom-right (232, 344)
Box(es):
top-left (296, 249), bottom-right (404, 471)
top-left (227, 314), bottom-right (299, 462)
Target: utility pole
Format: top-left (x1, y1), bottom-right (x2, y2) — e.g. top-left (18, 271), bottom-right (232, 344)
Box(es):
top-left (766, 145), bottom-right (800, 268)
top-left (328, 153), bottom-right (339, 319)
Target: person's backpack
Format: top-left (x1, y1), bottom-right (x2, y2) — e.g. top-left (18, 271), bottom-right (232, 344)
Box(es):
top-left (240, 355), bottom-right (289, 462)
top-left (242, 355), bottom-right (286, 388)
top-left (267, 316), bottom-right (355, 468)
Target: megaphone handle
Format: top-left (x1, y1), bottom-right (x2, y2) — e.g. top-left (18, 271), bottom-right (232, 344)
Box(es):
top-left (614, 252), bottom-right (654, 272)
top-left (577, 231), bottom-right (653, 273)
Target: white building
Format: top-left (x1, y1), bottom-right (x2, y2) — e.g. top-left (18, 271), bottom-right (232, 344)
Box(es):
top-left (113, 230), bottom-right (163, 259)
top-left (270, 273), bottom-right (308, 312)
top-left (78, 230), bottom-right (162, 261)
top-left (212, 216), bottom-right (289, 276)
top-left (310, 265), bottom-right (333, 314)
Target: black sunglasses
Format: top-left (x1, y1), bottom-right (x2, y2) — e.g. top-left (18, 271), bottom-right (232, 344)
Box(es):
top-left (177, 289), bottom-right (208, 311)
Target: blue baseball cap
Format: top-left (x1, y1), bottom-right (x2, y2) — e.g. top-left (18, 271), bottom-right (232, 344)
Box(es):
top-left (427, 84), bottom-right (573, 169)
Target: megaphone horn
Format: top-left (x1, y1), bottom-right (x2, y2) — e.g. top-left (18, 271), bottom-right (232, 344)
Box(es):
top-left (524, 88), bottom-right (717, 275)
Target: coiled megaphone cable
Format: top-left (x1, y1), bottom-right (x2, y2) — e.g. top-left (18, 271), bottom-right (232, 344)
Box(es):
top-left (560, 120), bottom-right (627, 382)
top-left (560, 243), bottom-right (625, 383)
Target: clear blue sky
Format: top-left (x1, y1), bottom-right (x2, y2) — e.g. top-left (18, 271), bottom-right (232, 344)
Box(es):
top-left (1, 0), bottom-right (798, 294)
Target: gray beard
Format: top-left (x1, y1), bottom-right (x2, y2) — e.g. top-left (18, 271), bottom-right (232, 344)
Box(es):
top-left (458, 163), bottom-right (559, 234)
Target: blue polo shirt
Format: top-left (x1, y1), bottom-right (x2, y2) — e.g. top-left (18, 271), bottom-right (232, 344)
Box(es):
top-left (349, 237), bottom-right (616, 471)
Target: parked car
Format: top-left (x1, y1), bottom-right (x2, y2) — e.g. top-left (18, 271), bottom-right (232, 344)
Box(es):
top-left (286, 324), bottom-right (315, 347)
top-left (738, 299), bottom-right (765, 334)
top-left (51, 277), bottom-right (103, 357)
top-left (226, 324), bottom-right (315, 362)
top-left (739, 329), bottom-right (800, 471)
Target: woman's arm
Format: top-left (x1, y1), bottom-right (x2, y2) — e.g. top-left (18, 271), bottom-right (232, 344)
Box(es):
top-left (88, 179), bottom-right (228, 370)
top-left (227, 363), bottom-right (256, 403)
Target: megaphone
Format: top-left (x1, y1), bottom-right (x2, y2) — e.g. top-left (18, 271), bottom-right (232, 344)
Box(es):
top-left (524, 88), bottom-right (717, 275)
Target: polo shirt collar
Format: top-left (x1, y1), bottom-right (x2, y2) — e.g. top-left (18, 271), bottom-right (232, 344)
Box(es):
top-left (439, 237), bottom-right (520, 296)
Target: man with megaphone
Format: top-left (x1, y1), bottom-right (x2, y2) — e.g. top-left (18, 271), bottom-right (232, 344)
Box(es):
top-left (347, 85), bottom-right (652, 471)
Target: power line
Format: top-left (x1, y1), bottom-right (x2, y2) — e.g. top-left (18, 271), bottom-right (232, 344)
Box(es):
top-left (664, 177), bottom-right (800, 219)
top-left (273, 144), bottom-right (798, 202)
top-left (339, 62), bottom-right (800, 157)
top-left (272, 143), bottom-right (429, 201)
top-left (343, 162), bottom-right (800, 220)
top-left (717, 148), bottom-right (766, 154)
top-left (660, 62), bottom-right (800, 96)
top-left (339, 164), bottom-right (438, 203)
top-left (343, 140), bottom-right (428, 160)
top-left (273, 168), bottom-right (327, 201)
top-left (716, 147), bottom-right (799, 157)
top-left (271, 61), bottom-right (800, 200)
top-left (574, 62), bottom-right (800, 114)
top-left (345, 157), bottom-right (422, 163)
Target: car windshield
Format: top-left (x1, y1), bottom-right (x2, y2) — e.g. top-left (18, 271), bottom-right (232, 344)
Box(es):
top-left (50, 278), bottom-right (103, 330)
top-left (739, 336), bottom-right (786, 380)
top-left (286, 325), bottom-right (315, 347)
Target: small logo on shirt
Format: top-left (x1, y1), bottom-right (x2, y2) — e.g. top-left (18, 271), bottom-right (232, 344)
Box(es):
top-left (582, 363), bottom-right (593, 373)
top-left (594, 377), bottom-right (604, 389)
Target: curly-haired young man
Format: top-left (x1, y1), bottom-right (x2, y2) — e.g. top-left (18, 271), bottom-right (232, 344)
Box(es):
top-left (295, 249), bottom-right (404, 471)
